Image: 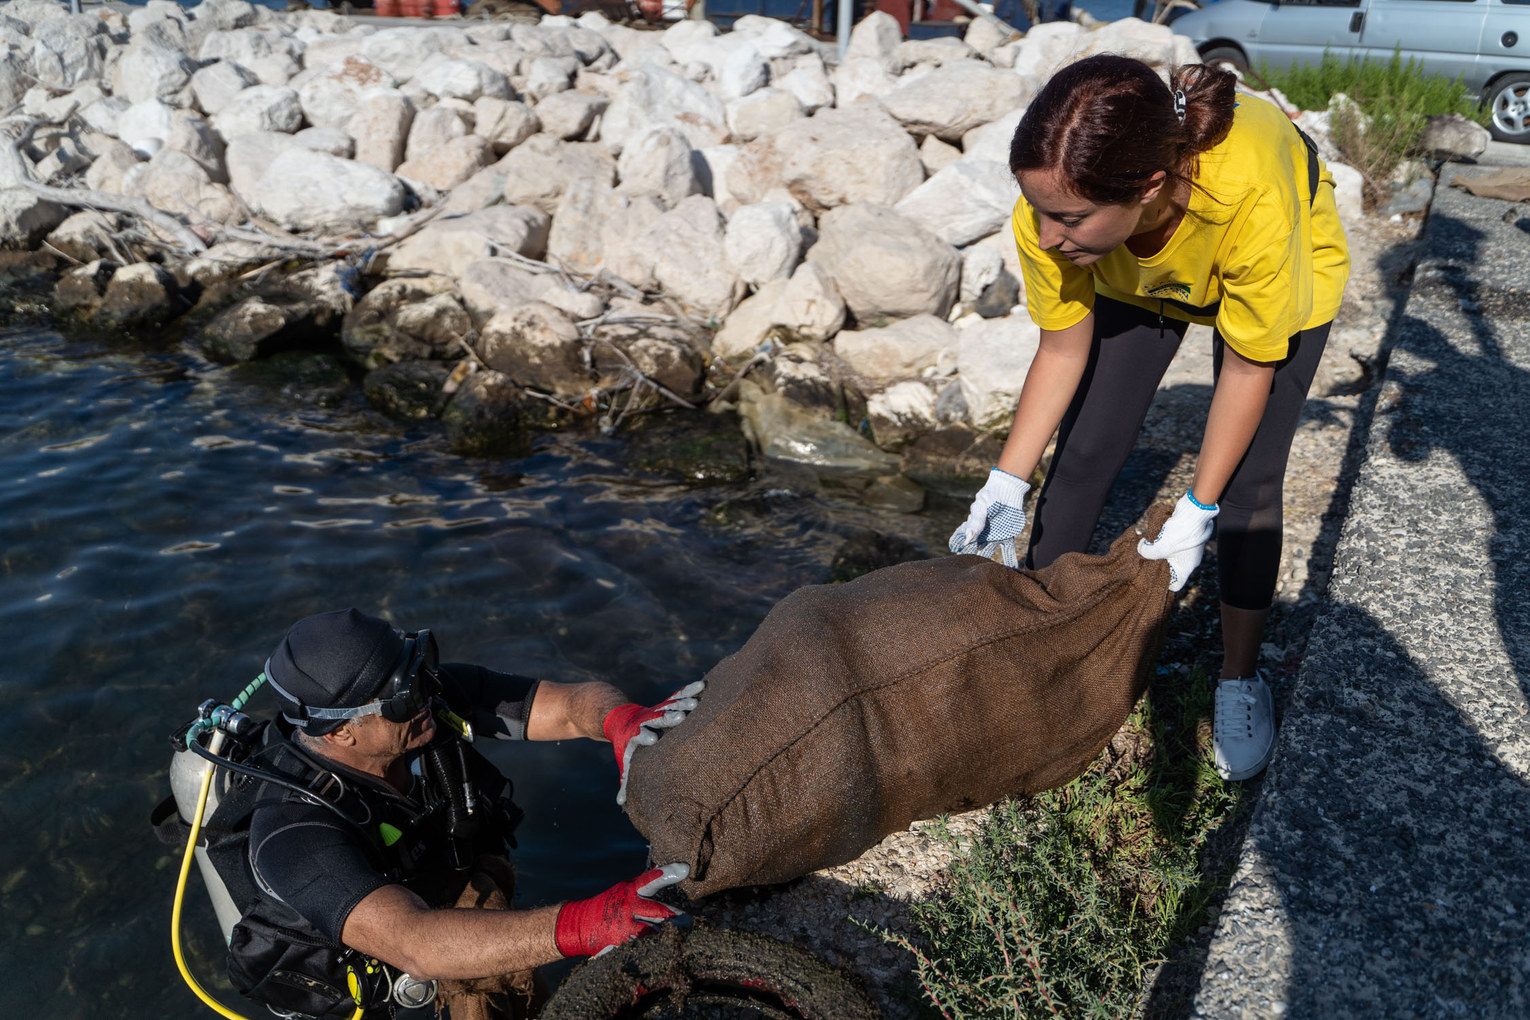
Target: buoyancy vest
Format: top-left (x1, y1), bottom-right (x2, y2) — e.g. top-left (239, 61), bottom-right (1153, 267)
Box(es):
top-left (153, 717), bottom-right (522, 1019)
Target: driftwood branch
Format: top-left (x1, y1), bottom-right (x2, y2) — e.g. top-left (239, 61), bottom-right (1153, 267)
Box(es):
top-left (0, 116), bottom-right (209, 254)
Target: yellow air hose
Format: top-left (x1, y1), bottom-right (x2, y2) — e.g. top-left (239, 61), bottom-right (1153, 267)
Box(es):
top-left (171, 729), bottom-right (364, 1020)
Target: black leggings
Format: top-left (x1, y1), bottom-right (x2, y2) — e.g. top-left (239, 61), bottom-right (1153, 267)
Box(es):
top-left (1025, 296), bottom-right (1332, 611)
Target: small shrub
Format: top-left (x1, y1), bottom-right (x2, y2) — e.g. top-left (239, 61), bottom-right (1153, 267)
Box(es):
top-left (1260, 51), bottom-right (1487, 198)
top-left (878, 670), bottom-right (1246, 1019)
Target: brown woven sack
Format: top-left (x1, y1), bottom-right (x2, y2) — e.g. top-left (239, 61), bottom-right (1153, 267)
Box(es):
top-left (624, 506), bottom-right (1174, 897)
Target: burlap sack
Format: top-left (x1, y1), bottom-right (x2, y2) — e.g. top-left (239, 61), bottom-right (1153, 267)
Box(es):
top-left (624, 506), bottom-right (1174, 897)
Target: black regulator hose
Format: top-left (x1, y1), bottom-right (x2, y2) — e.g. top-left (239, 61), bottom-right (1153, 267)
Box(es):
top-left (186, 741), bottom-right (366, 828)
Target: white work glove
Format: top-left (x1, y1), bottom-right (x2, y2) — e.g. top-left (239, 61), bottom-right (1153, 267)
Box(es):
top-left (948, 468), bottom-right (1032, 569)
top-left (1138, 491), bottom-right (1219, 592)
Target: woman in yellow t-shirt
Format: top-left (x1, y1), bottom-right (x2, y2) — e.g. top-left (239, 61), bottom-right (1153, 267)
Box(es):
top-left (949, 55), bottom-right (1349, 781)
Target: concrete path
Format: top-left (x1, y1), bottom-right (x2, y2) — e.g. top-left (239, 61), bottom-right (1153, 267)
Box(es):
top-left (1192, 166), bottom-right (1530, 1017)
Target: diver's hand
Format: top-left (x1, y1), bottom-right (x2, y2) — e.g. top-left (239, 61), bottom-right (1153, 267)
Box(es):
top-left (1138, 491), bottom-right (1219, 592)
top-left (603, 682), bottom-right (705, 806)
top-left (554, 864), bottom-right (689, 958)
top-left (948, 468), bottom-right (1032, 569)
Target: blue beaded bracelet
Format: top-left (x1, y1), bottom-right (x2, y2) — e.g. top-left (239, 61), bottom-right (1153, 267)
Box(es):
top-left (1185, 488), bottom-right (1218, 512)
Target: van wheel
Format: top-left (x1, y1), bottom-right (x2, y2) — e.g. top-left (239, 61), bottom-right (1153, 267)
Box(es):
top-left (541, 923), bottom-right (879, 1019)
top-left (1487, 73), bottom-right (1530, 144)
top-left (1200, 45), bottom-right (1249, 75)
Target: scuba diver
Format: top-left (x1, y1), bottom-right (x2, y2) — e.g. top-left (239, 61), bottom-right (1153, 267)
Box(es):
top-left (161, 608), bottom-right (702, 1020)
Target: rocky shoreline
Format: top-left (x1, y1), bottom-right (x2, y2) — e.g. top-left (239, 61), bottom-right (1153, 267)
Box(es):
top-left (0, 3), bottom-right (1451, 1013)
top-left (0, 0), bottom-right (1370, 513)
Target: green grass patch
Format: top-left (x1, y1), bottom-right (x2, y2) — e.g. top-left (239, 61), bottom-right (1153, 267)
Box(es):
top-left (1259, 51), bottom-right (1488, 200)
top-left (881, 668), bottom-right (1247, 1018)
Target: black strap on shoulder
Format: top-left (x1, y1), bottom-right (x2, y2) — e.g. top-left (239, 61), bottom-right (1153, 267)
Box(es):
top-left (1293, 125), bottom-right (1322, 208)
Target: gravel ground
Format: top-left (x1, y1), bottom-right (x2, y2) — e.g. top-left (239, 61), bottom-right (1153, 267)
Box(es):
top-left (687, 205), bottom-right (1429, 1018)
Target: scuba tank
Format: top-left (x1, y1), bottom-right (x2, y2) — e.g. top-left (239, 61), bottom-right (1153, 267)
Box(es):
top-left (164, 725), bottom-right (247, 941)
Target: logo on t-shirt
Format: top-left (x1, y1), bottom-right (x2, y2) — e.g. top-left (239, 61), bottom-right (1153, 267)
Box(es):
top-left (1148, 281), bottom-right (1192, 300)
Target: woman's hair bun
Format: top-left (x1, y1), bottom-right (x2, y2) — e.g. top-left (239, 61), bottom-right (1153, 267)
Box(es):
top-left (1169, 62), bottom-right (1238, 159)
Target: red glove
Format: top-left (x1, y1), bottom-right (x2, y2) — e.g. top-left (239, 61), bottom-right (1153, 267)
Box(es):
top-left (553, 864), bottom-right (689, 958)
top-left (603, 681), bottom-right (704, 806)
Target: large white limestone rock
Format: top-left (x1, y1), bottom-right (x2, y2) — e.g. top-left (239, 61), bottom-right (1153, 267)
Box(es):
top-left (397, 135), bottom-right (493, 192)
top-left (350, 88), bottom-right (415, 173)
top-left (237, 148), bottom-right (405, 231)
top-left (867, 380), bottom-right (939, 450)
top-left (723, 200), bottom-right (801, 288)
top-left (960, 107), bottom-right (1026, 165)
top-left (212, 84), bottom-right (302, 139)
top-left (807, 203), bottom-right (960, 323)
top-left (731, 16), bottom-right (816, 60)
top-left (774, 55), bottom-right (834, 114)
top-left (833, 314), bottom-right (956, 383)
top-left (956, 314), bottom-right (1041, 429)
top-left (546, 179), bottom-right (664, 287)
top-left (1078, 18), bottom-right (1178, 67)
top-left (616, 126), bottom-right (701, 210)
top-left (298, 57), bottom-right (394, 131)
top-left (534, 92), bottom-right (606, 141)
top-left (895, 160), bottom-right (1019, 247)
top-left (30, 18), bottom-right (103, 90)
top-left (642, 195), bottom-right (744, 321)
top-left (0, 189), bottom-right (68, 249)
top-left (773, 104), bottom-right (923, 212)
top-left (498, 136), bottom-right (617, 215)
top-left (473, 97), bottom-right (540, 152)
top-left (1010, 22), bottom-right (1084, 78)
top-left (844, 11), bottom-right (902, 65)
top-left (882, 62), bottom-right (1033, 142)
top-left (192, 60), bottom-right (259, 116)
top-left (829, 58), bottom-right (900, 108)
top-left (115, 44), bottom-right (196, 105)
top-left (387, 205), bottom-right (551, 279)
top-left (123, 148), bottom-right (239, 226)
top-left (118, 100), bottom-right (176, 157)
top-left (600, 63), bottom-right (727, 154)
top-left (412, 54), bottom-right (513, 102)
top-left (199, 28), bottom-right (303, 86)
top-left (726, 87), bottom-right (804, 143)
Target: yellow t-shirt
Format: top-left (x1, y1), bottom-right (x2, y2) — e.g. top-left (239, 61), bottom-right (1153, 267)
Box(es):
top-left (1012, 94), bottom-right (1350, 362)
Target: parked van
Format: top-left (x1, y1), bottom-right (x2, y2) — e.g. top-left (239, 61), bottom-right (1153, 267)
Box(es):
top-left (1171, 0), bottom-right (1530, 142)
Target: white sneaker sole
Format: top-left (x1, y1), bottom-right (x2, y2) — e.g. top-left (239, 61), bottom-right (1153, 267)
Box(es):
top-left (1216, 739), bottom-right (1275, 782)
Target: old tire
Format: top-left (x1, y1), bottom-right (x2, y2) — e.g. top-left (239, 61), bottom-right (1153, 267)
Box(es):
top-left (541, 923), bottom-right (879, 1020)
top-left (1199, 45), bottom-right (1249, 75)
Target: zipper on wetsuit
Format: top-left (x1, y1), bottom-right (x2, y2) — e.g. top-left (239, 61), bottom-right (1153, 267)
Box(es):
top-left (1158, 299), bottom-right (1165, 332)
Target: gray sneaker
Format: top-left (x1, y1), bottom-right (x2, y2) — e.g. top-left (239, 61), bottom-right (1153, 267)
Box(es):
top-left (1213, 674), bottom-right (1276, 781)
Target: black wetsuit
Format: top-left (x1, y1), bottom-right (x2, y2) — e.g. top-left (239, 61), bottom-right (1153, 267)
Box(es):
top-left (246, 663), bottom-right (537, 945)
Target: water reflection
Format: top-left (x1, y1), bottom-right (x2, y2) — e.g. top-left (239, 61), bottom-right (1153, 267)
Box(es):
top-left (0, 322), bottom-right (946, 1018)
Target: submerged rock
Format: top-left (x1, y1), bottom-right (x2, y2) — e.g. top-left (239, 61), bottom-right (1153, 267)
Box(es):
top-left (737, 378), bottom-right (898, 474)
top-left (441, 369), bottom-right (546, 457)
top-left (624, 412), bottom-right (752, 484)
top-left (363, 360), bottom-right (452, 420)
top-left (232, 350), bottom-right (352, 408)
top-left (826, 527), bottom-right (927, 583)
top-left (899, 426), bottom-right (1005, 497)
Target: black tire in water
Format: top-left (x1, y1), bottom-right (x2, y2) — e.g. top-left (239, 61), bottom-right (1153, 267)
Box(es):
top-left (541, 923), bottom-right (880, 1020)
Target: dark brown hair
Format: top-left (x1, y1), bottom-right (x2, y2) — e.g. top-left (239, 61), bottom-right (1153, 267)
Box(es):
top-left (1009, 55), bottom-right (1238, 204)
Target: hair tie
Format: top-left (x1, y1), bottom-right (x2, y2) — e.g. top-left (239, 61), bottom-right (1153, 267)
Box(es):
top-left (1173, 88), bottom-right (1187, 124)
